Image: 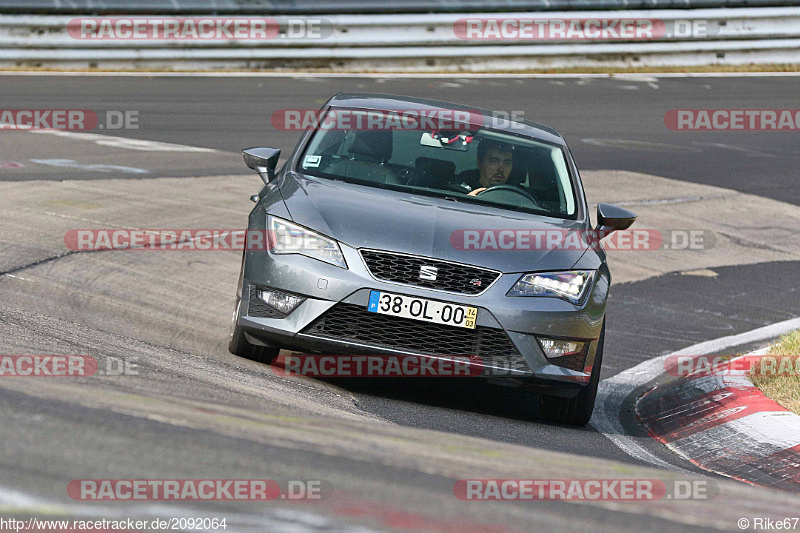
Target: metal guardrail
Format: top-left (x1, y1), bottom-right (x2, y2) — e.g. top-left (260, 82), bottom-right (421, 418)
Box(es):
top-left (1, 0), bottom-right (799, 14)
top-left (1, 8), bottom-right (798, 70)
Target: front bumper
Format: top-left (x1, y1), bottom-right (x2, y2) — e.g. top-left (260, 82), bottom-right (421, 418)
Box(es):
top-left (239, 242), bottom-right (608, 392)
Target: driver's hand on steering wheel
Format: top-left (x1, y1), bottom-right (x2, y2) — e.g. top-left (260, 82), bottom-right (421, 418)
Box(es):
top-left (467, 187), bottom-right (486, 196)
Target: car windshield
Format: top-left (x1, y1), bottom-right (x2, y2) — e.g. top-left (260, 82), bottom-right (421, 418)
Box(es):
top-left (297, 108), bottom-right (578, 219)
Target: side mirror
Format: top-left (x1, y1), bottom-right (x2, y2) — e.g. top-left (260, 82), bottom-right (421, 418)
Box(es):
top-left (243, 147), bottom-right (281, 185)
top-left (596, 203), bottom-right (637, 238)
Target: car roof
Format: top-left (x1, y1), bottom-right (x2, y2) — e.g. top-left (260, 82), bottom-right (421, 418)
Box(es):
top-left (327, 92), bottom-right (566, 146)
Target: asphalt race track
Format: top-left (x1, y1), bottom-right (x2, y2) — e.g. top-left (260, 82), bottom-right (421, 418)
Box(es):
top-left (1, 73), bottom-right (800, 531)
top-left (3, 74), bottom-right (799, 205)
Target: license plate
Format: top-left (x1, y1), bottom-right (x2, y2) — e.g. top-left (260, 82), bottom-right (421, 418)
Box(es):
top-left (367, 290), bottom-right (477, 329)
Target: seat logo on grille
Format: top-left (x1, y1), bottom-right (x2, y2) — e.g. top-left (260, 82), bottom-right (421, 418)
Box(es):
top-left (419, 265), bottom-right (438, 281)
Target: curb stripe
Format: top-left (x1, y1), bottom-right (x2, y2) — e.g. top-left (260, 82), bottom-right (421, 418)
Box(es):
top-left (640, 385), bottom-right (787, 443)
top-left (637, 352), bottom-right (800, 490)
top-left (592, 317), bottom-right (800, 473)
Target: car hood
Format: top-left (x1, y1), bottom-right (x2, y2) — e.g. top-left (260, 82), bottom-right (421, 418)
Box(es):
top-left (279, 172), bottom-right (589, 273)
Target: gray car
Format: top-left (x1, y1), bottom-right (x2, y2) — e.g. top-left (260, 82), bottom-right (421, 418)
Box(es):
top-left (229, 93), bottom-right (636, 425)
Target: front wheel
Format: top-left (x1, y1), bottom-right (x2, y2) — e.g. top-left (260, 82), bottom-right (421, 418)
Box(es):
top-left (538, 321), bottom-right (605, 426)
top-left (228, 296), bottom-right (280, 364)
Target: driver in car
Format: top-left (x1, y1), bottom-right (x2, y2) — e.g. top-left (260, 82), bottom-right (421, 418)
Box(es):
top-left (454, 140), bottom-right (515, 196)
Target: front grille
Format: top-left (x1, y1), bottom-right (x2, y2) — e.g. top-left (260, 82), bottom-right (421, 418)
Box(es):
top-left (248, 289), bottom-right (288, 319)
top-left (360, 250), bottom-right (499, 295)
top-left (302, 303), bottom-right (529, 372)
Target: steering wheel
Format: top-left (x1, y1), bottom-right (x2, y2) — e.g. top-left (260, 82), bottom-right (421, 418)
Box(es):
top-left (475, 184), bottom-right (539, 208)
top-left (444, 182), bottom-right (473, 194)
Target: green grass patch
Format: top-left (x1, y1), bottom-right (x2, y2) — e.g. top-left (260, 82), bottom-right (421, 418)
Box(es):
top-left (750, 330), bottom-right (800, 414)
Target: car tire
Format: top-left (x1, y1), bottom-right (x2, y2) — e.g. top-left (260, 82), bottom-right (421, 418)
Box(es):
top-left (228, 296), bottom-right (280, 365)
top-left (538, 320), bottom-right (605, 426)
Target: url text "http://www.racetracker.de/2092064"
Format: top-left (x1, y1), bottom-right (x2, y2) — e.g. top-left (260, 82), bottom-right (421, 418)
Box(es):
top-left (0, 516), bottom-right (230, 532)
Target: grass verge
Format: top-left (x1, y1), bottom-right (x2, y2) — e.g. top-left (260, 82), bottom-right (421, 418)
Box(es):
top-left (750, 330), bottom-right (800, 415)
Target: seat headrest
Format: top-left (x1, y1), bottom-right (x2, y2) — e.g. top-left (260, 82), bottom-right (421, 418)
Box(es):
top-left (506, 148), bottom-right (528, 186)
top-left (415, 157), bottom-right (456, 179)
top-left (347, 131), bottom-right (393, 162)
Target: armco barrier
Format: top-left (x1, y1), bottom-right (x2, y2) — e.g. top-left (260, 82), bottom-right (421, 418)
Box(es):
top-left (0, 8), bottom-right (798, 70)
top-left (1, 0), bottom-right (799, 14)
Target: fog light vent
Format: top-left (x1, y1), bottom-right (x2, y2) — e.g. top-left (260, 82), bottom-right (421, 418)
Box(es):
top-left (248, 287), bottom-right (304, 318)
top-left (537, 337), bottom-right (590, 372)
top-left (257, 288), bottom-right (305, 315)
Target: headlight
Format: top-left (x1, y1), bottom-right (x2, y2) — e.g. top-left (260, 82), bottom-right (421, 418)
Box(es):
top-left (507, 270), bottom-right (594, 304)
top-left (268, 215), bottom-right (347, 269)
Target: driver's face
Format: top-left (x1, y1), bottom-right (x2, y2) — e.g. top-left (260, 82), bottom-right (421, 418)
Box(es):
top-left (478, 147), bottom-right (513, 188)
